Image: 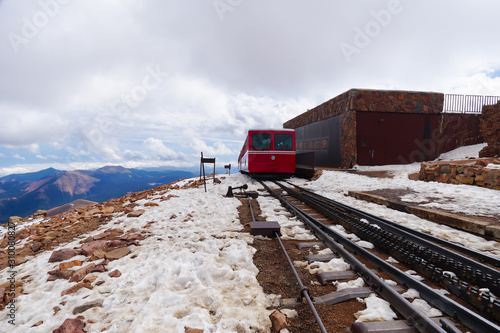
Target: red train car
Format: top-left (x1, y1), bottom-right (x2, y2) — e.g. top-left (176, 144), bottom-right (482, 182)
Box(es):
top-left (238, 129), bottom-right (296, 178)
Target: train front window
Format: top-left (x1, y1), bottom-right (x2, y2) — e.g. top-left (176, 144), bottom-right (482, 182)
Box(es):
top-left (275, 133), bottom-right (293, 150)
top-left (252, 133), bottom-right (271, 150)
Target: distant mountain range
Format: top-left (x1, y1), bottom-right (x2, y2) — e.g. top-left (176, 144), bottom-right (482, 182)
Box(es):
top-left (0, 166), bottom-right (195, 223)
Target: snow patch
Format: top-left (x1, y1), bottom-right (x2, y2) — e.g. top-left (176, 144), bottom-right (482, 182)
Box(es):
top-left (355, 293), bottom-right (398, 322)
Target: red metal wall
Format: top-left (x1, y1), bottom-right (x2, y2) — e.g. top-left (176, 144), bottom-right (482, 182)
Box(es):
top-left (356, 112), bottom-right (482, 166)
top-left (356, 112), bottom-right (439, 165)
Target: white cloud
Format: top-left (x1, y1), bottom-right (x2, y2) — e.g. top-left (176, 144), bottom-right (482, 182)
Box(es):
top-left (12, 153), bottom-right (25, 160)
top-left (190, 138), bottom-right (234, 157)
top-left (122, 149), bottom-right (148, 161)
top-left (144, 138), bottom-right (180, 160)
top-left (444, 72), bottom-right (500, 96)
top-left (1, 1), bottom-right (500, 173)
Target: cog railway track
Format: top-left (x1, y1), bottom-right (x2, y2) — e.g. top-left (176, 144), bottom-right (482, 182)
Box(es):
top-left (256, 180), bottom-right (500, 333)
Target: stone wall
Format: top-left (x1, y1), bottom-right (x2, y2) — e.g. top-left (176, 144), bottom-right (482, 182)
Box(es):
top-left (349, 89), bottom-right (444, 114)
top-left (341, 110), bottom-right (357, 168)
top-left (419, 158), bottom-right (500, 190)
top-left (479, 102), bottom-right (500, 157)
top-left (283, 89), bottom-right (444, 129)
top-left (284, 90), bottom-right (351, 129)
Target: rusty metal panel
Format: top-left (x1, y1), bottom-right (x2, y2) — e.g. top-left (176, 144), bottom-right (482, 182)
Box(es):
top-left (295, 115), bottom-right (342, 167)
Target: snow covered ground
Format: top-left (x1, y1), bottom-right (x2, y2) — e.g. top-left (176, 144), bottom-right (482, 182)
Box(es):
top-left (0, 175), bottom-right (278, 333)
top-left (289, 143), bottom-right (500, 257)
top-left (0, 144), bottom-right (499, 332)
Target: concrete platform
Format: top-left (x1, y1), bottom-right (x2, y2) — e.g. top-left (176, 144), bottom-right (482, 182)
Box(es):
top-left (348, 191), bottom-right (499, 241)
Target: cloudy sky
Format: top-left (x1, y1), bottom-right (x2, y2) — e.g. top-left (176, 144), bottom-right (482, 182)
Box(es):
top-left (1, 0), bottom-right (500, 176)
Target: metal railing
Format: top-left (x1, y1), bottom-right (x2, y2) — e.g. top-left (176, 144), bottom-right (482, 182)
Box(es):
top-left (443, 94), bottom-right (500, 113)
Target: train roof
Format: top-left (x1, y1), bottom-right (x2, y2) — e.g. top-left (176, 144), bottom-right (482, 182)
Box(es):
top-left (247, 128), bottom-right (295, 132)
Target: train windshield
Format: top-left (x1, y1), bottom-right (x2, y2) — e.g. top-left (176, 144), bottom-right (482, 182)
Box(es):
top-left (252, 133), bottom-right (271, 150)
top-left (275, 133), bottom-right (293, 150)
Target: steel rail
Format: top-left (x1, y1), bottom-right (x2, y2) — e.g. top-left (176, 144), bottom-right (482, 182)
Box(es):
top-left (275, 234), bottom-right (328, 333)
top-left (265, 181), bottom-right (500, 333)
top-left (247, 197), bottom-right (327, 333)
top-left (286, 183), bottom-right (500, 295)
top-left (290, 181), bottom-right (500, 270)
top-left (280, 182), bottom-right (500, 316)
top-left (260, 181), bottom-right (446, 333)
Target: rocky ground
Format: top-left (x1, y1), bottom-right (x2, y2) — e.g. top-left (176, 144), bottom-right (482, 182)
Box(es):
top-left (237, 198), bottom-right (365, 332)
top-left (0, 178), bottom-right (208, 332)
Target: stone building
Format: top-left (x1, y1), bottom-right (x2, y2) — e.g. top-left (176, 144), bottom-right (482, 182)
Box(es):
top-left (284, 88), bottom-right (484, 168)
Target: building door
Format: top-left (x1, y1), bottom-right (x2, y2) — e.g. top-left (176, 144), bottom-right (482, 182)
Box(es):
top-left (357, 135), bottom-right (386, 166)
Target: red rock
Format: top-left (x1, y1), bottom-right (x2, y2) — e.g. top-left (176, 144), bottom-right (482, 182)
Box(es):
top-left (59, 260), bottom-right (82, 271)
top-left (93, 228), bottom-right (123, 240)
top-left (162, 194), bottom-right (179, 201)
top-left (83, 276), bottom-right (98, 284)
top-left (108, 269), bottom-right (121, 278)
top-left (32, 320), bottom-right (43, 327)
top-left (52, 318), bottom-right (85, 333)
top-left (91, 263), bottom-right (107, 273)
top-left (31, 241), bottom-right (42, 252)
top-left (61, 282), bottom-right (92, 296)
top-left (100, 206), bottom-right (115, 214)
top-left (90, 249), bottom-right (106, 260)
top-left (3, 286), bottom-right (23, 304)
top-left (82, 240), bottom-right (107, 256)
top-left (48, 269), bottom-right (74, 280)
top-left (127, 209), bottom-right (145, 217)
top-left (185, 328), bottom-right (204, 333)
top-left (17, 229), bottom-right (30, 240)
top-left (92, 232), bottom-right (109, 240)
top-left (105, 240), bottom-right (125, 248)
top-left (269, 310), bottom-right (288, 331)
top-left (123, 207), bottom-right (133, 215)
top-left (120, 233), bottom-right (144, 241)
top-left (49, 249), bottom-right (78, 263)
top-left (69, 263), bottom-right (96, 283)
top-left (72, 299), bottom-right (103, 315)
top-left (105, 247), bottom-right (131, 260)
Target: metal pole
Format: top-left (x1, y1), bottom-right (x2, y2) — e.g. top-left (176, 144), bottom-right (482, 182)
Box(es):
top-left (275, 233), bottom-right (328, 333)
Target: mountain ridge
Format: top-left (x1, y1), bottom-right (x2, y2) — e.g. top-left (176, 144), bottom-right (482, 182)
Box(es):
top-left (0, 166), bottom-right (195, 223)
